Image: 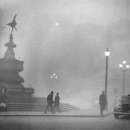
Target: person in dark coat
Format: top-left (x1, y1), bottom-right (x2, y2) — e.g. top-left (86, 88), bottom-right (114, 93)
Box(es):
top-left (99, 91), bottom-right (106, 116)
top-left (54, 92), bottom-right (60, 113)
top-left (44, 91), bottom-right (54, 113)
top-left (0, 88), bottom-right (7, 111)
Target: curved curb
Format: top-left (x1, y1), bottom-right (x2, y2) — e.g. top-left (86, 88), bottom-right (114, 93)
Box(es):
top-left (0, 112), bottom-right (113, 117)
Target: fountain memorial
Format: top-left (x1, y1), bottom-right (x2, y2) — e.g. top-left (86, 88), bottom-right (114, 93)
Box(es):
top-left (0, 15), bottom-right (78, 112)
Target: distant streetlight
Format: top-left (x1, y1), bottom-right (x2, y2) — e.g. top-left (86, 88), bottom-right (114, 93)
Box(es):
top-left (104, 48), bottom-right (110, 110)
top-left (55, 22), bottom-right (59, 26)
top-left (50, 73), bottom-right (58, 79)
top-left (50, 73), bottom-right (58, 90)
top-left (119, 60), bottom-right (129, 96)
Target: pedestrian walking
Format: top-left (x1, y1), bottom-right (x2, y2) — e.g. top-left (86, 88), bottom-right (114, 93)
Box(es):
top-left (44, 91), bottom-right (54, 113)
top-left (99, 91), bottom-right (106, 116)
top-left (54, 92), bottom-right (60, 113)
top-left (0, 88), bottom-right (7, 111)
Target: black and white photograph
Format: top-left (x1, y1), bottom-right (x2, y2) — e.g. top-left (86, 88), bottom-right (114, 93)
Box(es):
top-left (0, 0), bottom-right (130, 130)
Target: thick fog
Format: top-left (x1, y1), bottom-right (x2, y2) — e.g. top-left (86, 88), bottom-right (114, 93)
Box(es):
top-left (0, 0), bottom-right (130, 108)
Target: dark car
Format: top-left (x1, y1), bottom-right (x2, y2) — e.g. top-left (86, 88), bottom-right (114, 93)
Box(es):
top-left (114, 95), bottom-right (130, 119)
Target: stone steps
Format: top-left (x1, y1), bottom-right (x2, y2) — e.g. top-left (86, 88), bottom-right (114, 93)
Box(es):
top-left (6, 103), bottom-right (78, 112)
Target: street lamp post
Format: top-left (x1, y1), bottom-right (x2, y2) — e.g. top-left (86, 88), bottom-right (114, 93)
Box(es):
top-left (104, 48), bottom-right (110, 110)
top-left (50, 73), bottom-right (58, 91)
top-left (119, 60), bottom-right (129, 96)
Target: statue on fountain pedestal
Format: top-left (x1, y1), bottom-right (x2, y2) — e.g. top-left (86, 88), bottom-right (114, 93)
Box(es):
top-left (6, 14), bottom-right (17, 33)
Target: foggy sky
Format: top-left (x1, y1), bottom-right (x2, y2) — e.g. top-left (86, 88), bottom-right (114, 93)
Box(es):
top-left (0, 0), bottom-right (130, 108)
